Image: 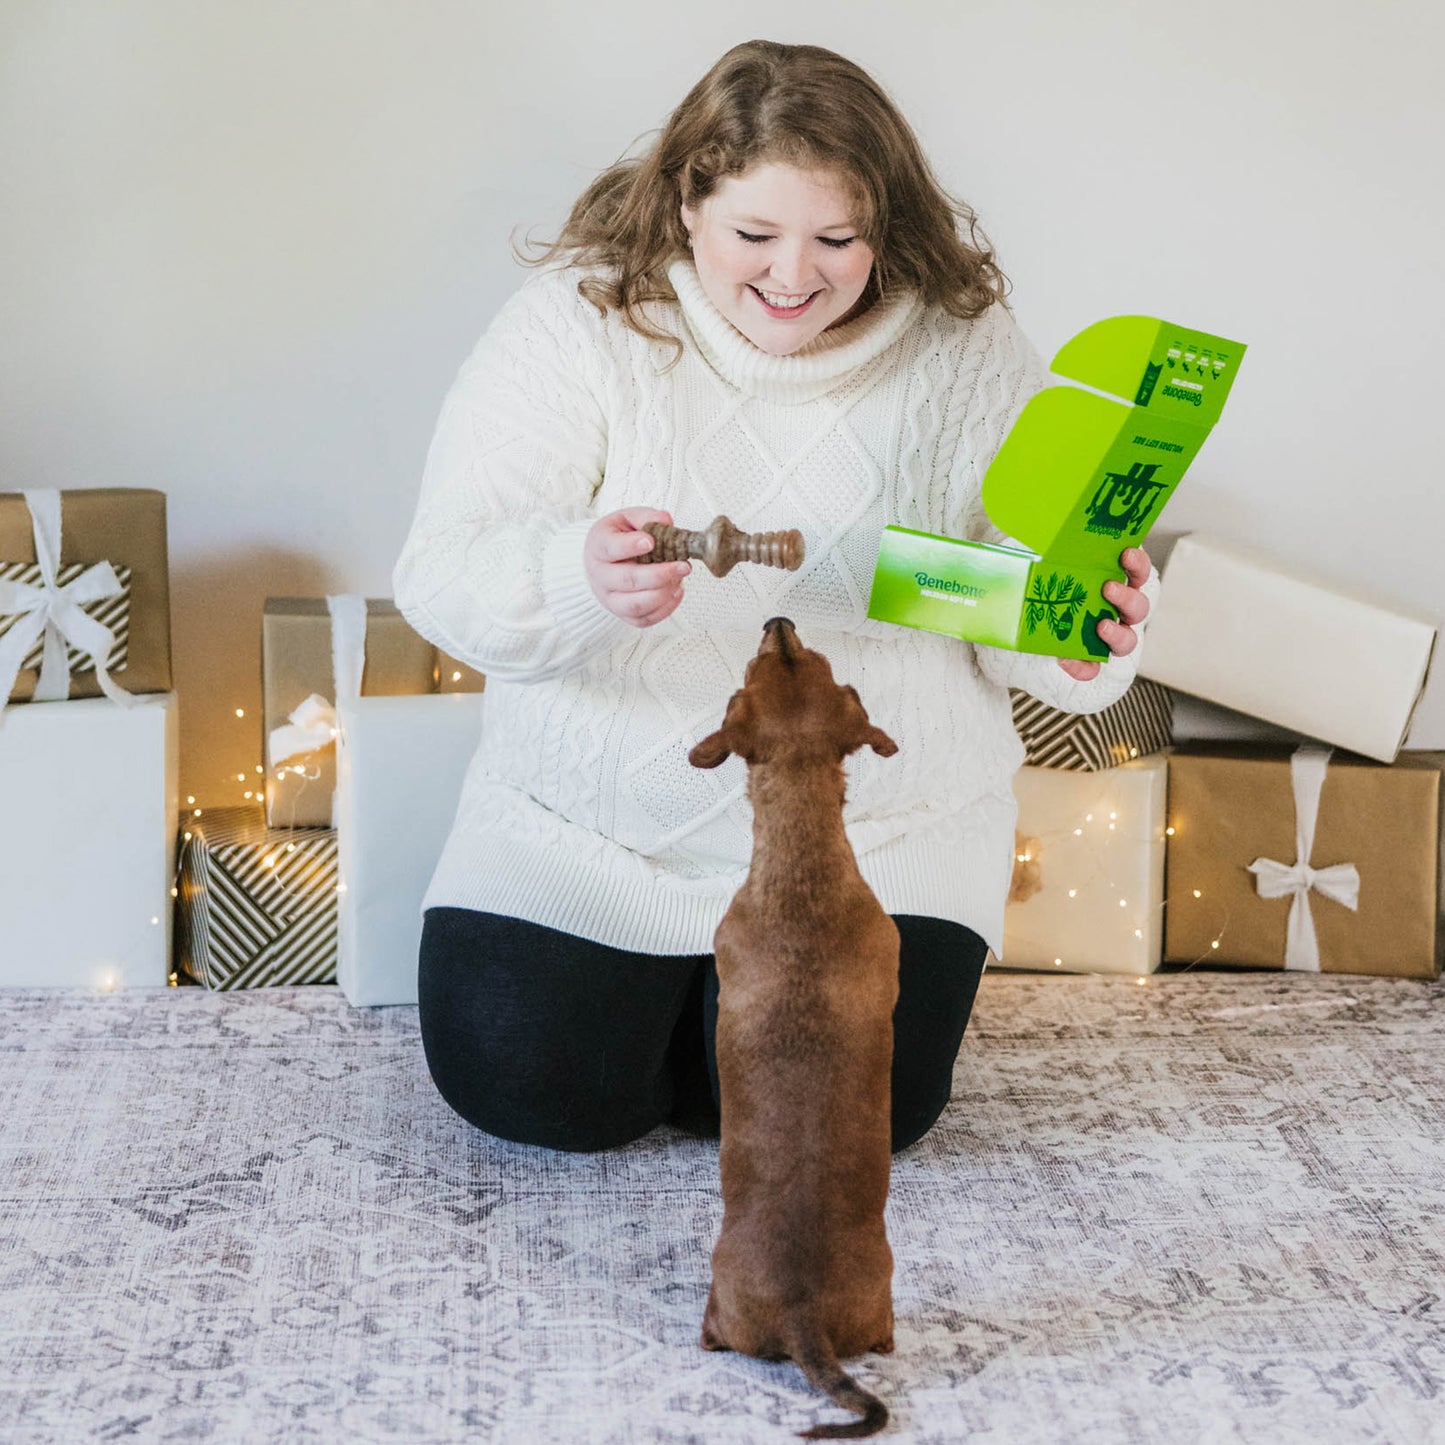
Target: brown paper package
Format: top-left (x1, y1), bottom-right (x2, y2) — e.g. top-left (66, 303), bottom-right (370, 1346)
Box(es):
top-left (434, 650), bottom-right (487, 694)
top-left (262, 599), bottom-right (483, 828)
top-left (1, 488), bottom-right (172, 703)
top-left (1164, 744), bottom-right (1443, 979)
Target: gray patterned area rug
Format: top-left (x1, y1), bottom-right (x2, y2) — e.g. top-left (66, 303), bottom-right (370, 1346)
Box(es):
top-left (2, 970), bottom-right (1442, 1445)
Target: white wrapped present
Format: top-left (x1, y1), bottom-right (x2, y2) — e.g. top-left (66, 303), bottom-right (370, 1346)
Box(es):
top-left (328, 597), bottom-right (485, 1006)
top-left (1139, 534), bottom-right (1436, 763)
top-left (0, 693), bottom-right (178, 987)
top-left (999, 752), bottom-right (1169, 975)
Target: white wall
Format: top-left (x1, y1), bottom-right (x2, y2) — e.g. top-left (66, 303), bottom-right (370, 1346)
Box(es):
top-left (2, 0), bottom-right (1441, 801)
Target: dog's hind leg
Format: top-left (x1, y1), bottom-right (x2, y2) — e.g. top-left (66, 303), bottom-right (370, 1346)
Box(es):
top-left (701, 1286), bottom-right (730, 1351)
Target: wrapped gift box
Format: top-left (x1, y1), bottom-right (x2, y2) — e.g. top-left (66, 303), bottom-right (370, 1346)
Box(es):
top-left (336, 691), bottom-right (485, 1006)
top-left (1139, 534), bottom-right (1436, 763)
top-left (0, 693), bottom-right (177, 987)
top-left (435, 650), bottom-right (487, 694)
top-left (1000, 752), bottom-right (1169, 974)
top-left (176, 807), bottom-right (339, 989)
top-left (1011, 678), bottom-right (1173, 771)
top-left (1, 488), bottom-right (172, 704)
top-left (1164, 744), bottom-right (1443, 978)
top-left (262, 598), bottom-right (483, 828)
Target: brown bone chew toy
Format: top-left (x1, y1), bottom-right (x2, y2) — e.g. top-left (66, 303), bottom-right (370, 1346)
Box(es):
top-left (640, 515), bottom-right (804, 578)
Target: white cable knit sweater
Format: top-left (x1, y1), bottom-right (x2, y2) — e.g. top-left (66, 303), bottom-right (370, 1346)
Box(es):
top-left (393, 258), bottom-right (1159, 957)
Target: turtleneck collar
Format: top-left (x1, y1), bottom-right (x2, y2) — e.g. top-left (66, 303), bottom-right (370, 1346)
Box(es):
top-left (664, 257), bottom-right (924, 404)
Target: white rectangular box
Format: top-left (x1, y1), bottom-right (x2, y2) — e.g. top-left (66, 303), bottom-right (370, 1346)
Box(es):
top-left (1000, 752), bottom-right (1168, 976)
top-left (1139, 534), bottom-right (1436, 763)
top-left (335, 691), bottom-right (485, 1006)
top-left (0, 694), bottom-right (178, 987)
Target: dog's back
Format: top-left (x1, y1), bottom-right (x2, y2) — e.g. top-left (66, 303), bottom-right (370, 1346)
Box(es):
top-left (690, 618), bottom-right (900, 1440)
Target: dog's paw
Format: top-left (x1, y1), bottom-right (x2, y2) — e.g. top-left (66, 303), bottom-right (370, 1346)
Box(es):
top-left (872, 1337), bottom-right (895, 1354)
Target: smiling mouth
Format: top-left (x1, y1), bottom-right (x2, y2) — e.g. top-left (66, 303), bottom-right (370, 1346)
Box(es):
top-left (750, 286), bottom-right (819, 316)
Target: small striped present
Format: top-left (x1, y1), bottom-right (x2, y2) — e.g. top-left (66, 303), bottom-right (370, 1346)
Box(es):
top-left (177, 807), bottom-right (339, 988)
top-left (0, 561), bottom-right (132, 676)
top-left (1010, 678), bottom-right (1174, 771)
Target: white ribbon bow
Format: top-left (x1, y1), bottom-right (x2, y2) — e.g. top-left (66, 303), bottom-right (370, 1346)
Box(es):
top-left (267, 692), bottom-right (339, 771)
top-left (264, 597), bottom-right (367, 774)
top-left (1246, 745), bottom-right (1360, 971)
top-left (0, 488), bottom-right (135, 720)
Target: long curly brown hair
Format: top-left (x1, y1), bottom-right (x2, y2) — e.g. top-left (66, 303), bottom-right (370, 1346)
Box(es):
top-left (515, 40), bottom-right (1009, 360)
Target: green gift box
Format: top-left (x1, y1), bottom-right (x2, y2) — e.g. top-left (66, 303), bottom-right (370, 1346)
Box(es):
top-left (868, 317), bottom-right (1246, 659)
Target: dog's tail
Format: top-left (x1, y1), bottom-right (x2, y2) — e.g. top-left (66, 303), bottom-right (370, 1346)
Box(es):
top-left (788, 1330), bottom-right (888, 1439)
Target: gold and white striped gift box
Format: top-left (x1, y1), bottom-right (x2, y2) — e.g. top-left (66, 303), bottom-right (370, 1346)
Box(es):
top-left (0, 561), bottom-right (132, 676)
top-left (177, 807), bottom-right (339, 989)
top-left (1010, 677), bottom-right (1174, 771)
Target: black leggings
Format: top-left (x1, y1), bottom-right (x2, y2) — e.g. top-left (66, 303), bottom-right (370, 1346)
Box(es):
top-left (417, 909), bottom-right (988, 1155)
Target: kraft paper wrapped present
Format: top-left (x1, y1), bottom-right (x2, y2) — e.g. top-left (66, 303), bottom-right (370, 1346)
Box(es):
top-left (1010, 678), bottom-right (1174, 771)
top-left (327, 597), bottom-right (486, 1007)
top-left (1164, 744), bottom-right (1443, 978)
top-left (999, 752), bottom-right (1169, 975)
top-left (436, 649), bottom-right (487, 694)
top-left (263, 597), bottom-right (484, 828)
top-left (176, 807), bottom-right (339, 989)
top-left (0, 488), bottom-right (171, 708)
top-left (869, 316), bottom-right (1245, 659)
top-left (1139, 534), bottom-right (1436, 763)
top-left (0, 693), bottom-right (178, 987)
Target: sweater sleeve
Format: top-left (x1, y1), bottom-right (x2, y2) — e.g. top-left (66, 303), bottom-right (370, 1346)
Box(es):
top-left (942, 308), bottom-right (1160, 715)
top-left (392, 270), bottom-right (634, 683)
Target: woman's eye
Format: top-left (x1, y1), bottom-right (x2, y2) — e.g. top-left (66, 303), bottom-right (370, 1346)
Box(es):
top-left (733, 231), bottom-right (857, 248)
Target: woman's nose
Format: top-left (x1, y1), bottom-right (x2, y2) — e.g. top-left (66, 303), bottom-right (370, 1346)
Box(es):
top-left (765, 241), bottom-right (815, 291)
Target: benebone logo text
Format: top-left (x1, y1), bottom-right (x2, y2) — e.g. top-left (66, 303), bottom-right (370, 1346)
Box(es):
top-left (915, 572), bottom-right (986, 604)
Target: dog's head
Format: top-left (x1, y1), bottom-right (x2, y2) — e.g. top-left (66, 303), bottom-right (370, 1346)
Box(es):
top-left (689, 617), bottom-right (898, 770)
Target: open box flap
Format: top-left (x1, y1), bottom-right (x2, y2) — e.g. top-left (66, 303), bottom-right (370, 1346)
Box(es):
top-left (1051, 315), bottom-right (1246, 427)
top-left (982, 316), bottom-right (1247, 566)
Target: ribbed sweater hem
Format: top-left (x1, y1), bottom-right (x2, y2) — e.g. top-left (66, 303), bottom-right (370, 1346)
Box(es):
top-left (420, 795), bottom-right (1016, 959)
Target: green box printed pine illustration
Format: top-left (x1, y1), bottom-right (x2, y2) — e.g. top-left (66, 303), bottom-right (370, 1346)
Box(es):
top-left (867, 316), bottom-right (1246, 659)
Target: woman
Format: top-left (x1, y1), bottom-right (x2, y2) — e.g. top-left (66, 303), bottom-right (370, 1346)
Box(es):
top-left (393, 40), bottom-right (1155, 1153)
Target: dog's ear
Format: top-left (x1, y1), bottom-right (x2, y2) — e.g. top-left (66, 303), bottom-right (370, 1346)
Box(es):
top-left (864, 725), bottom-right (899, 757)
top-left (689, 691), bottom-right (750, 768)
top-left (840, 685), bottom-right (898, 758)
top-left (689, 729), bottom-right (732, 769)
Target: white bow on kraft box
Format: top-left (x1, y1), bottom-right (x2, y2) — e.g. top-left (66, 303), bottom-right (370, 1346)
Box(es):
top-left (0, 487), bottom-right (173, 716)
top-left (1244, 746), bottom-right (1360, 972)
top-left (867, 317), bottom-right (1245, 660)
top-left (1163, 743), bottom-right (1444, 978)
top-left (329, 597), bottom-right (486, 1007)
top-left (262, 597), bottom-right (485, 828)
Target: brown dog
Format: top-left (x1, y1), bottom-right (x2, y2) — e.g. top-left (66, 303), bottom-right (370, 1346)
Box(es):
top-left (689, 617), bottom-right (901, 1440)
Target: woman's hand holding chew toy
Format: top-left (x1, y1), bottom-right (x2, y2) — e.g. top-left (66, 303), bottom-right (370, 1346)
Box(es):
top-left (585, 509), bottom-right (692, 628)
top-left (586, 511), bottom-right (805, 629)
top-left (1057, 546), bottom-right (1152, 681)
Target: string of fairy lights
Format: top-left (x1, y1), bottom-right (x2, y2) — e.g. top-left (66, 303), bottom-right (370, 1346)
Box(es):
top-left (109, 699), bottom-right (1236, 993)
top-left (153, 704), bottom-right (345, 988)
top-left (158, 661), bottom-right (480, 988)
top-left (1006, 773), bottom-right (1234, 985)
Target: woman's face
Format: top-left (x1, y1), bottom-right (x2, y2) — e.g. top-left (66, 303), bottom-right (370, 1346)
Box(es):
top-left (680, 162), bottom-right (877, 356)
